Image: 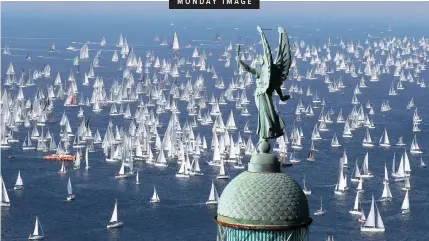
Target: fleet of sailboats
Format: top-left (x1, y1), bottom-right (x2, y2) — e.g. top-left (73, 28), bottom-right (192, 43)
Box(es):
top-left (1, 23), bottom-right (428, 239)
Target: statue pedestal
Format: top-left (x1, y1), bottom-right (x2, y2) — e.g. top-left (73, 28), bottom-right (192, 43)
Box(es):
top-left (248, 140), bottom-right (281, 173)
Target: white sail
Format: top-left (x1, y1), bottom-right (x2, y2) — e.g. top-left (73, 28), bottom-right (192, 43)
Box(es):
top-left (1, 176), bottom-right (11, 205)
top-left (401, 190), bottom-right (410, 211)
top-left (15, 170), bottom-right (24, 187)
top-left (67, 178), bottom-right (73, 195)
top-left (150, 187), bottom-right (160, 202)
top-left (110, 200), bottom-right (118, 223)
top-left (206, 182), bottom-right (219, 204)
top-left (171, 32), bottom-right (180, 51)
top-left (33, 217), bottom-right (40, 236)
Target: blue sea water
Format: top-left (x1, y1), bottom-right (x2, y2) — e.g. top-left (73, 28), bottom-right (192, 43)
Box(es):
top-left (1, 2), bottom-right (429, 241)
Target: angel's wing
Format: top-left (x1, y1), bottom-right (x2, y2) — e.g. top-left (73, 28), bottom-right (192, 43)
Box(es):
top-left (274, 27), bottom-right (292, 83)
top-left (258, 30), bottom-right (273, 92)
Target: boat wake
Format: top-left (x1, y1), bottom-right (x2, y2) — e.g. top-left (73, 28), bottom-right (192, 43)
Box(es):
top-left (37, 56), bottom-right (74, 61)
top-left (2, 36), bottom-right (72, 40)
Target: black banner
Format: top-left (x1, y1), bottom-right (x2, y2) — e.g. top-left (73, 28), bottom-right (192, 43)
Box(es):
top-left (169, 0), bottom-right (260, 9)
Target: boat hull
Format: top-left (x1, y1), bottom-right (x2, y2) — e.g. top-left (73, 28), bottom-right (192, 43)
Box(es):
top-left (107, 221), bottom-right (123, 229)
top-left (216, 175), bottom-right (230, 179)
top-left (175, 174), bottom-right (190, 178)
top-left (349, 210), bottom-right (362, 215)
top-left (28, 235), bottom-right (44, 240)
top-left (206, 200), bottom-right (218, 205)
top-left (360, 227), bottom-right (385, 232)
top-left (314, 210), bottom-right (326, 216)
top-left (1, 202), bottom-right (11, 207)
top-left (67, 194), bottom-right (75, 201)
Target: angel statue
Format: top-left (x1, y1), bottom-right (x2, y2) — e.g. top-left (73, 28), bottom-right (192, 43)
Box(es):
top-left (236, 25), bottom-right (291, 144)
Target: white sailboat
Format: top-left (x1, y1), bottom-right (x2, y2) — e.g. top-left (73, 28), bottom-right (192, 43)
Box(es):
top-left (136, 172), bottom-right (140, 185)
top-left (115, 161), bottom-right (128, 179)
top-left (379, 181), bottom-right (392, 202)
top-left (58, 161), bottom-right (67, 175)
top-left (150, 186), bottom-right (160, 203)
top-left (349, 191), bottom-right (362, 215)
top-left (107, 199), bottom-right (124, 228)
top-left (401, 190), bottom-right (410, 214)
top-left (175, 158), bottom-right (190, 178)
top-left (362, 128), bottom-right (374, 147)
top-left (1, 176), bottom-right (11, 206)
top-left (314, 196), bottom-right (326, 216)
top-left (206, 182), bottom-right (219, 204)
top-left (356, 178), bottom-right (364, 193)
top-left (84, 147), bottom-right (90, 170)
top-left (66, 177), bottom-right (75, 201)
top-left (396, 136), bottom-right (406, 146)
top-left (28, 216), bottom-right (44, 240)
top-left (402, 176), bottom-right (411, 191)
top-left (331, 133), bottom-right (341, 147)
top-left (379, 128), bottom-right (390, 147)
top-left (14, 170), bottom-right (24, 190)
top-left (410, 134), bottom-right (422, 154)
top-left (302, 174), bottom-right (311, 195)
top-left (361, 195), bottom-right (385, 232)
top-left (216, 159), bottom-right (229, 179)
top-left (419, 156), bottom-right (426, 168)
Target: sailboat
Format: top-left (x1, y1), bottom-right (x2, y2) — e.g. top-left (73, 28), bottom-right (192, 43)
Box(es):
top-left (206, 182), bottom-right (219, 204)
top-left (175, 159), bottom-right (190, 178)
top-left (361, 195), bottom-right (385, 232)
top-left (379, 128), bottom-right (390, 147)
top-left (150, 186), bottom-right (160, 203)
top-left (1, 176), bottom-right (11, 206)
top-left (302, 174), bottom-right (311, 195)
top-left (115, 161), bottom-right (130, 179)
top-left (84, 147), bottom-right (90, 170)
top-left (307, 150), bottom-right (315, 161)
top-left (314, 196), bottom-right (326, 216)
top-left (136, 172), bottom-right (140, 185)
top-left (28, 216), bottom-right (44, 240)
top-left (410, 134), bottom-right (422, 154)
top-left (379, 181), bottom-right (392, 202)
top-left (331, 133), bottom-right (341, 147)
top-left (396, 136), bottom-right (406, 146)
top-left (349, 192), bottom-right (362, 215)
top-left (58, 161), bottom-right (67, 175)
top-left (216, 159), bottom-right (229, 179)
top-left (402, 176), bottom-right (411, 191)
top-left (419, 156), bottom-right (426, 168)
top-left (356, 178), bottom-right (364, 193)
top-left (107, 199), bottom-right (124, 228)
top-left (66, 178), bottom-right (75, 201)
top-left (362, 128), bottom-right (374, 147)
top-left (401, 190), bottom-right (410, 214)
top-left (233, 154), bottom-right (245, 169)
top-left (14, 170), bottom-right (24, 190)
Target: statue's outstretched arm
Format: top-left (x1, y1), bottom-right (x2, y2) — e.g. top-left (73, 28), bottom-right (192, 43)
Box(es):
top-left (237, 58), bottom-right (257, 75)
top-left (236, 44), bottom-right (257, 76)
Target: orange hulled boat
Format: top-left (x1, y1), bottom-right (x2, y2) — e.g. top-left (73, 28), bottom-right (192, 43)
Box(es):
top-left (43, 154), bottom-right (74, 161)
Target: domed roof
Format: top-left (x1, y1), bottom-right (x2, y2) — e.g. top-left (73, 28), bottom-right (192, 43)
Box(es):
top-left (217, 170), bottom-right (311, 227)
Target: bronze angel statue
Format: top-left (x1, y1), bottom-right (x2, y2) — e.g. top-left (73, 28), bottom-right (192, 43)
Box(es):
top-left (236, 26), bottom-right (291, 142)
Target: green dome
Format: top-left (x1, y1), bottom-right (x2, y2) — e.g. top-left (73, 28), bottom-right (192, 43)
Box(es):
top-left (217, 152), bottom-right (311, 228)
